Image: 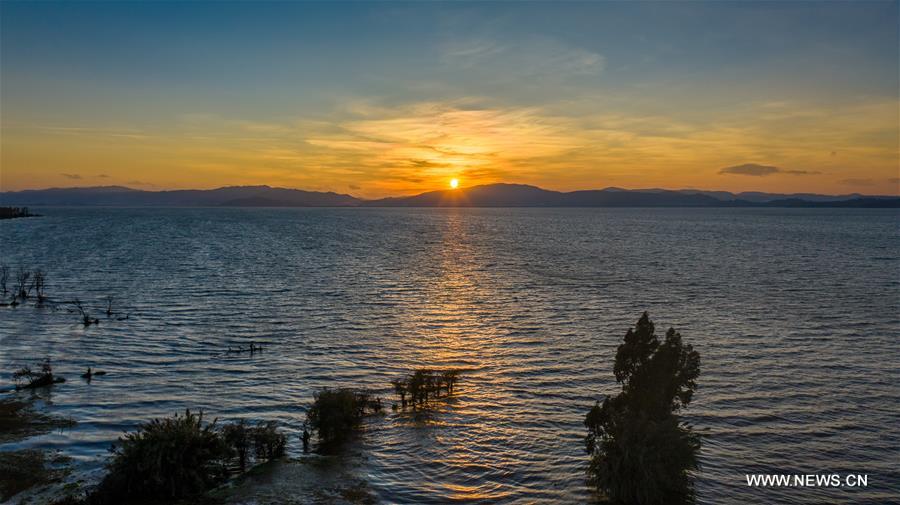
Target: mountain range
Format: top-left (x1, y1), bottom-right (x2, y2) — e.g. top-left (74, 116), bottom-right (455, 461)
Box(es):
top-left (1, 184), bottom-right (898, 208)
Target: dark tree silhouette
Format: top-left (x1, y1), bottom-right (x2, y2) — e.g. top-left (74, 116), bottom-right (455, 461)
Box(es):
top-left (14, 269), bottom-right (30, 300)
top-left (220, 419), bottom-right (286, 472)
top-left (89, 410), bottom-right (229, 504)
top-left (12, 358), bottom-right (64, 390)
top-left (305, 388), bottom-right (381, 445)
top-left (0, 266), bottom-right (8, 295)
top-left (72, 299), bottom-right (98, 326)
top-left (584, 312), bottom-right (701, 504)
top-left (0, 207), bottom-right (34, 219)
top-left (391, 379), bottom-right (408, 407)
top-left (32, 270), bottom-right (46, 303)
top-left (390, 368), bottom-right (461, 409)
top-left (88, 411), bottom-right (286, 504)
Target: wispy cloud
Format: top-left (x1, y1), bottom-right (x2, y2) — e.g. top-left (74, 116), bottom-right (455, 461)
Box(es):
top-left (305, 100), bottom-right (584, 193)
top-left (6, 94), bottom-right (895, 196)
top-left (840, 178), bottom-right (876, 186)
top-left (439, 34), bottom-right (604, 85)
top-left (35, 126), bottom-right (149, 140)
top-left (127, 180), bottom-right (157, 187)
top-left (60, 173), bottom-right (82, 180)
top-left (719, 163), bottom-right (819, 176)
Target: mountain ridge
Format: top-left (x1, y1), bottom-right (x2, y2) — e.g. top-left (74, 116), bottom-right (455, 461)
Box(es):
top-left (1, 183), bottom-right (898, 208)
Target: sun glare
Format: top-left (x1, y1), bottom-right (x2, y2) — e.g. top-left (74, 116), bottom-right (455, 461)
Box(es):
top-left (450, 178), bottom-right (460, 189)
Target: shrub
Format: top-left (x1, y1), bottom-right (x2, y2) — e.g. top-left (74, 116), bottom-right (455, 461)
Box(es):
top-left (219, 419), bottom-right (251, 471)
top-left (33, 269), bottom-right (46, 302)
top-left (88, 411), bottom-right (287, 504)
top-left (220, 419), bottom-right (286, 472)
top-left (250, 421), bottom-right (286, 461)
top-left (306, 388), bottom-right (378, 444)
top-left (90, 410), bottom-right (228, 504)
top-left (390, 368), bottom-right (461, 408)
top-left (72, 299), bottom-right (98, 326)
top-left (584, 312), bottom-right (701, 504)
top-left (12, 358), bottom-right (63, 390)
top-left (14, 269), bottom-right (30, 300)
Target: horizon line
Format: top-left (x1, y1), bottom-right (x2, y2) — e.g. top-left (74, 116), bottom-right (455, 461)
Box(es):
top-left (2, 182), bottom-right (895, 200)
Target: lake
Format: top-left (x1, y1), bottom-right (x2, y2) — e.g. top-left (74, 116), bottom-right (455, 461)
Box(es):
top-left (1, 207), bottom-right (898, 504)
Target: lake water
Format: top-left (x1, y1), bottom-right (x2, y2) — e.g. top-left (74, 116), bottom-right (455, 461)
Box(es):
top-left (1, 207), bottom-right (898, 504)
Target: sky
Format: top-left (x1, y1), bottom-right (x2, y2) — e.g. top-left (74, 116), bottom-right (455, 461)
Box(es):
top-left (1, 1), bottom-right (898, 197)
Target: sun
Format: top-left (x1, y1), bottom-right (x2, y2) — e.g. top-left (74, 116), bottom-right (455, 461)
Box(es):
top-left (449, 178), bottom-right (460, 189)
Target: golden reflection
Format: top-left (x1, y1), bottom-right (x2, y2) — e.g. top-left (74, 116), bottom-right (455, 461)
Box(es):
top-left (400, 210), bottom-right (497, 368)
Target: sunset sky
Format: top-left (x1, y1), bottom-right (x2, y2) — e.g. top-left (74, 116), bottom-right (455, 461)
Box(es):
top-left (1, 1), bottom-right (898, 197)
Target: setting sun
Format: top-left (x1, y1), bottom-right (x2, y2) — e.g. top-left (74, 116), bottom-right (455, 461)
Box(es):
top-left (449, 178), bottom-right (459, 189)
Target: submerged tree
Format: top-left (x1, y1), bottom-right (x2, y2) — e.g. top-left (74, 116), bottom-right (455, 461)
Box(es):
top-left (584, 312), bottom-right (701, 504)
top-left (12, 358), bottom-right (64, 390)
top-left (220, 419), bottom-right (286, 472)
top-left (0, 266), bottom-right (8, 295)
top-left (14, 269), bottom-right (30, 300)
top-left (391, 378), bottom-right (408, 407)
top-left (305, 388), bottom-right (381, 445)
top-left (72, 299), bottom-right (99, 326)
top-left (32, 270), bottom-right (46, 303)
top-left (390, 368), bottom-right (462, 409)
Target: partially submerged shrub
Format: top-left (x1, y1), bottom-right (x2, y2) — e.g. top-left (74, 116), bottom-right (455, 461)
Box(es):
top-left (33, 269), bottom-right (46, 303)
top-left (72, 299), bottom-right (99, 326)
top-left (90, 410), bottom-right (228, 504)
top-left (14, 268), bottom-right (30, 300)
top-left (250, 421), bottom-right (287, 461)
top-left (0, 206), bottom-right (34, 219)
top-left (220, 419), bottom-right (286, 472)
top-left (306, 388), bottom-right (381, 444)
top-left (220, 419), bottom-right (250, 471)
top-left (391, 368), bottom-right (462, 408)
top-left (0, 266), bottom-right (8, 295)
top-left (12, 358), bottom-right (64, 390)
top-left (584, 312), bottom-right (701, 504)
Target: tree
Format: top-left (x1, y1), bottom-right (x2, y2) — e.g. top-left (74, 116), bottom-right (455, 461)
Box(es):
top-left (390, 369), bottom-right (461, 409)
top-left (32, 270), bottom-right (46, 303)
top-left (305, 388), bottom-right (373, 445)
top-left (584, 312), bottom-right (701, 504)
top-left (14, 269), bottom-right (30, 300)
top-left (0, 266), bottom-right (8, 295)
top-left (391, 379), bottom-right (407, 407)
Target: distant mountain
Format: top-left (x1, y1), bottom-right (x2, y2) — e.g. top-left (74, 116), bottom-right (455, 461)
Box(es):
top-left (366, 184), bottom-right (900, 208)
top-left (366, 184), bottom-right (564, 207)
top-left (732, 191), bottom-right (885, 203)
top-left (366, 183), bottom-right (729, 207)
top-left (1, 183), bottom-right (898, 208)
top-left (0, 185), bottom-right (360, 207)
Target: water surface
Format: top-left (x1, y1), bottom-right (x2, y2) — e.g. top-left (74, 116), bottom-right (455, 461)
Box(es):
top-left (1, 207), bottom-right (898, 504)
